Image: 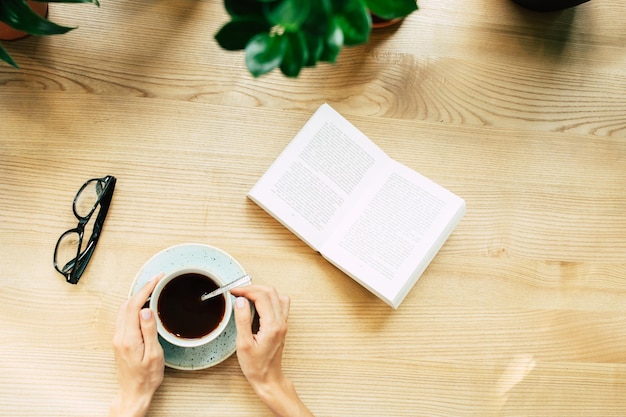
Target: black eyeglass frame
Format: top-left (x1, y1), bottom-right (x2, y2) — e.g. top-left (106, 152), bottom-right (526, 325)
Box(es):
top-left (54, 175), bottom-right (117, 284)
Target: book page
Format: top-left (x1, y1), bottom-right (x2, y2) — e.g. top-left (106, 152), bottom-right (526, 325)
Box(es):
top-left (249, 103), bottom-right (466, 308)
top-left (248, 104), bottom-right (389, 249)
top-left (320, 161), bottom-right (466, 305)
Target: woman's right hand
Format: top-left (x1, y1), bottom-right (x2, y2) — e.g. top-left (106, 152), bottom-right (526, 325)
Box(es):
top-left (230, 285), bottom-right (314, 417)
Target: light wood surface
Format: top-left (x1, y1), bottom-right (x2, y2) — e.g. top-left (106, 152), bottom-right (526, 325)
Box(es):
top-left (2, 0), bottom-right (626, 416)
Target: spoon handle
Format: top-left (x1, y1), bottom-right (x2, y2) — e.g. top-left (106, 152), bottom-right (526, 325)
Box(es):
top-left (200, 273), bottom-right (251, 301)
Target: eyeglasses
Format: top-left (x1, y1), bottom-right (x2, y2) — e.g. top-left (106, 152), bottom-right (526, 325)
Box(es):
top-left (54, 175), bottom-right (117, 284)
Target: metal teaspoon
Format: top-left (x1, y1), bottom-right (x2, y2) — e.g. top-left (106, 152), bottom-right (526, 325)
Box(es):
top-left (200, 273), bottom-right (252, 301)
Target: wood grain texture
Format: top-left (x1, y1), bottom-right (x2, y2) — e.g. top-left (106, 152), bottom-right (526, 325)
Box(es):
top-left (1, 0), bottom-right (626, 416)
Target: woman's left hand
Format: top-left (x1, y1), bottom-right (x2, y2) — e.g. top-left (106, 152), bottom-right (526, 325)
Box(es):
top-left (110, 273), bottom-right (165, 417)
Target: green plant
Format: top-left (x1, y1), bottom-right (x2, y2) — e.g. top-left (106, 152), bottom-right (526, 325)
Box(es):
top-left (215, 0), bottom-right (418, 78)
top-left (0, 0), bottom-right (98, 68)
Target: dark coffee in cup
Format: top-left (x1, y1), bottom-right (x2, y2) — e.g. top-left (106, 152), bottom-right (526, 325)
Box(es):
top-left (157, 272), bottom-right (226, 339)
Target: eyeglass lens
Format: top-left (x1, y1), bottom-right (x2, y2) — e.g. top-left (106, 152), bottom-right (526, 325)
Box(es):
top-left (56, 230), bottom-right (82, 274)
top-left (55, 215), bottom-right (100, 274)
top-left (74, 179), bottom-right (105, 219)
top-left (56, 179), bottom-right (106, 273)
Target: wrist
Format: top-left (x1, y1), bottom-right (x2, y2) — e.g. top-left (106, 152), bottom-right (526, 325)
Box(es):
top-left (109, 392), bottom-right (153, 417)
top-left (253, 376), bottom-right (312, 417)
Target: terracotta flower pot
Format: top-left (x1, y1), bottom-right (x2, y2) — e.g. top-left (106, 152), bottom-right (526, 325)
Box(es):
top-left (371, 14), bottom-right (404, 29)
top-left (511, 0), bottom-right (590, 11)
top-left (0, 1), bottom-right (48, 41)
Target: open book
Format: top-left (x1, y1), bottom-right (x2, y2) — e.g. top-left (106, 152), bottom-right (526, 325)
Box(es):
top-left (248, 104), bottom-right (466, 308)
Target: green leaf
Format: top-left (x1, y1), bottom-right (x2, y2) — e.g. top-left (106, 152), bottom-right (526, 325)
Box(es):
top-left (320, 19), bottom-right (343, 63)
top-left (280, 31), bottom-right (307, 77)
top-left (303, 32), bottom-right (323, 66)
top-left (245, 32), bottom-right (287, 77)
top-left (334, 0), bottom-right (370, 46)
top-left (365, 0), bottom-right (418, 20)
top-left (264, 0), bottom-right (310, 31)
top-left (215, 18), bottom-right (271, 51)
top-left (0, 0), bottom-right (74, 35)
top-left (0, 43), bottom-right (19, 68)
top-left (224, 0), bottom-right (265, 18)
top-left (301, 0), bottom-right (332, 37)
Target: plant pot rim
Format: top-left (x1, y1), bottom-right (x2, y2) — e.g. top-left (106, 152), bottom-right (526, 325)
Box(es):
top-left (371, 14), bottom-right (404, 29)
top-left (0, 1), bottom-right (49, 41)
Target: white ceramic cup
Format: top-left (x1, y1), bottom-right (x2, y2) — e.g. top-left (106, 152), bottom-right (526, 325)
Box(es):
top-left (149, 267), bottom-right (232, 348)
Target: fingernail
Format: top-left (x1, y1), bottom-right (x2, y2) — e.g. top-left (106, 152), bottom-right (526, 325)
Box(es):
top-left (141, 308), bottom-right (152, 319)
top-left (236, 297), bottom-right (246, 309)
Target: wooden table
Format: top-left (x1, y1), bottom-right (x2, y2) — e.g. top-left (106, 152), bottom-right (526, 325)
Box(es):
top-left (1, 0), bottom-right (625, 415)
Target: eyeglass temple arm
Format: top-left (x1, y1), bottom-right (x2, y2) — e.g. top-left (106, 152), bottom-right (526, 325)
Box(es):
top-left (70, 177), bottom-right (116, 283)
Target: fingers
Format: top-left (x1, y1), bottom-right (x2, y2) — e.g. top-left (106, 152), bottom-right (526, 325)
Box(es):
top-left (233, 296), bottom-right (254, 348)
top-left (278, 293), bottom-right (290, 320)
top-left (130, 272), bottom-right (164, 310)
top-left (139, 308), bottom-right (162, 362)
top-left (231, 285), bottom-right (290, 321)
top-left (231, 285), bottom-right (291, 342)
top-left (117, 273), bottom-right (164, 345)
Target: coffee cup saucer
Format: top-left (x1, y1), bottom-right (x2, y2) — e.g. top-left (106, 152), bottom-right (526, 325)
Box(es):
top-left (129, 243), bottom-right (249, 371)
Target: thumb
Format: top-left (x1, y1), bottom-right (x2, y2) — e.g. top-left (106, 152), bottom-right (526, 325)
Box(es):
top-left (139, 308), bottom-right (162, 358)
top-left (233, 297), bottom-right (253, 345)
